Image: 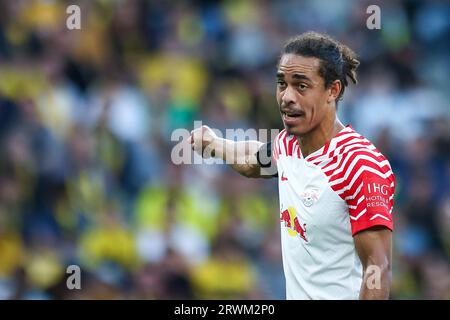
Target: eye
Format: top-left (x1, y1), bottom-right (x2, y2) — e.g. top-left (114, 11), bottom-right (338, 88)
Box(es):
top-left (298, 83), bottom-right (308, 91)
top-left (277, 80), bottom-right (286, 88)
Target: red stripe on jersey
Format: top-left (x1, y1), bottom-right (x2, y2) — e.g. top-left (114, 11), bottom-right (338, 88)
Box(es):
top-left (282, 133), bottom-right (289, 155)
top-left (322, 140), bottom-right (330, 156)
top-left (288, 138), bottom-right (296, 156)
top-left (306, 134), bottom-right (362, 164)
top-left (282, 130), bottom-right (288, 155)
top-left (273, 140), bottom-right (279, 161)
top-left (326, 150), bottom-right (385, 183)
top-left (326, 129), bottom-right (355, 149)
top-left (351, 219), bottom-right (393, 236)
top-left (330, 159), bottom-right (392, 194)
top-left (334, 135), bottom-right (362, 151)
top-left (307, 153), bottom-right (323, 162)
top-left (320, 153), bottom-right (339, 170)
top-left (277, 130), bottom-right (285, 155)
top-left (320, 144), bottom-right (375, 172)
top-left (329, 140), bottom-right (372, 159)
top-left (347, 195), bottom-right (367, 213)
top-left (306, 131), bottom-right (354, 162)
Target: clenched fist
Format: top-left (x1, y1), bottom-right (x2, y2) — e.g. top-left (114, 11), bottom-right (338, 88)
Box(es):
top-left (188, 125), bottom-right (219, 158)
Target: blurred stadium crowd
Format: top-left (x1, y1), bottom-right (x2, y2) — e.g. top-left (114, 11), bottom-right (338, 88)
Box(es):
top-left (0, 0), bottom-right (449, 299)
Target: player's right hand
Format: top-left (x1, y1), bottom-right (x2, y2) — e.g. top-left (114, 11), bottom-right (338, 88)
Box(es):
top-left (188, 125), bottom-right (218, 158)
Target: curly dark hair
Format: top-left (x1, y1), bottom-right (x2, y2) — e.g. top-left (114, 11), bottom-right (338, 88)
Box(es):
top-left (281, 31), bottom-right (360, 102)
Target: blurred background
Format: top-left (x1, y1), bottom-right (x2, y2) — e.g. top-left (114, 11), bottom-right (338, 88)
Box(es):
top-left (0, 0), bottom-right (449, 300)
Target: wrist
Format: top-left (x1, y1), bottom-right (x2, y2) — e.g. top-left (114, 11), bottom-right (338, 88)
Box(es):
top-left (211, 137), bottom-right (227, 159)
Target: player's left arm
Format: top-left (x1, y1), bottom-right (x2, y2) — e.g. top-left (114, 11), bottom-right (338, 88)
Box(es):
top-left (343, 151), bottom-right (396, 300)
top-left (354, 226), bottom-right (392, 300)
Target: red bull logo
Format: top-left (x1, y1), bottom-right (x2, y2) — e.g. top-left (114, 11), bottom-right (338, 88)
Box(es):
top-left (280, 207), bottom-right (308, 242)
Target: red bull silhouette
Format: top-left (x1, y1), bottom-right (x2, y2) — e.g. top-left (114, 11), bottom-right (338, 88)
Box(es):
top-left (280, 207), bottom-right (307, 242)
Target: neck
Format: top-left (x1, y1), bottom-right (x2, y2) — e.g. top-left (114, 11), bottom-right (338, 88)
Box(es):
top-left (297, 115), bottom-right (344, 158)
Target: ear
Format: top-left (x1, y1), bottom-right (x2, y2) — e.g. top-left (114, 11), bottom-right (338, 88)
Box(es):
top-left (327, 80), bottom-right (342, 103)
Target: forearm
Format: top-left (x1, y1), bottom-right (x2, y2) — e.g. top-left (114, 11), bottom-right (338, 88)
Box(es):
top-left (359, 263), bottom-right (391, 300)
top-left (210, 138), bottom-right (264, 177)
top-left (354, 226), bottom-right (392, 300)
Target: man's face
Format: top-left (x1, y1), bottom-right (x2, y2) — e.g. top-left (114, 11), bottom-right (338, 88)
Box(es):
top-left (276, 54), bottom-right (331, 136)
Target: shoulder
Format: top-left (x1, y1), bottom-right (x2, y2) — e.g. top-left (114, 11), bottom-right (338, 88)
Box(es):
top-left (335, 132), bottom-right (396, 235)
top-left (325, 130), bottom-right (395, 196)
top-left (339, 132), bottom-right (393, 179)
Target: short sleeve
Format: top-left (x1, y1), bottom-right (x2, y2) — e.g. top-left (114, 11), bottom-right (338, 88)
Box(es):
top-left (343, 158), bottom-right (395, 236)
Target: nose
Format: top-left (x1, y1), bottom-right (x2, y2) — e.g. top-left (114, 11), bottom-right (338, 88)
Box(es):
top-left (281, 85), bottom-right (296, 107)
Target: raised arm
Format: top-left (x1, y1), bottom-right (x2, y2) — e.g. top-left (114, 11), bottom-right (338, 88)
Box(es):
top-left (188, 125), bottom-right (274, 178)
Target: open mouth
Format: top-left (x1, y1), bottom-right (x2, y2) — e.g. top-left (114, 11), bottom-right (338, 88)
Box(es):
top-left (282, 111), bottom-right (304, 121)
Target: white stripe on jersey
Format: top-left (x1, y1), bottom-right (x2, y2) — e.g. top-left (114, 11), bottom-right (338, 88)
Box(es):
top-left (350, 208), bottom-right (367, 220)
top-left (322, 145), bottom-right (380, 173)
top-left (370, 214), bottom-right (391, 221)
top-left (329, 158), bottom-right (390, 188)
top-left (336, 165), bottom-right (393, 195)
top-left (348, 194), bottom-right (365, 209)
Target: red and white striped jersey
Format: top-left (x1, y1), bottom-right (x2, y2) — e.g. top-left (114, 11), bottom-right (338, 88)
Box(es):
top-left (273, 125), bottom-right (395, 299)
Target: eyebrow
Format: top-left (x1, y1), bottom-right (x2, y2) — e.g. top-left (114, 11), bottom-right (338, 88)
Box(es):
top-left (276, 72), bottom-right (312, 82)
top-left (292, 73), bottom-right (312, 82)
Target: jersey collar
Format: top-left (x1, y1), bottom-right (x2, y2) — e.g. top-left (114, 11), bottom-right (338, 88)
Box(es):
top-left (296, 124), bottom-right (354, 161)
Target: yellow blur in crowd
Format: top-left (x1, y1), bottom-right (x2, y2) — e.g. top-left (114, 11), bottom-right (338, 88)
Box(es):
top-left (0, 0), bottom-right (448, 300)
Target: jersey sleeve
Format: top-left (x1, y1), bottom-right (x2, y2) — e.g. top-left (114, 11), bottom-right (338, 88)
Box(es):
top-left (341, 152), bottom-right (395, 235)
